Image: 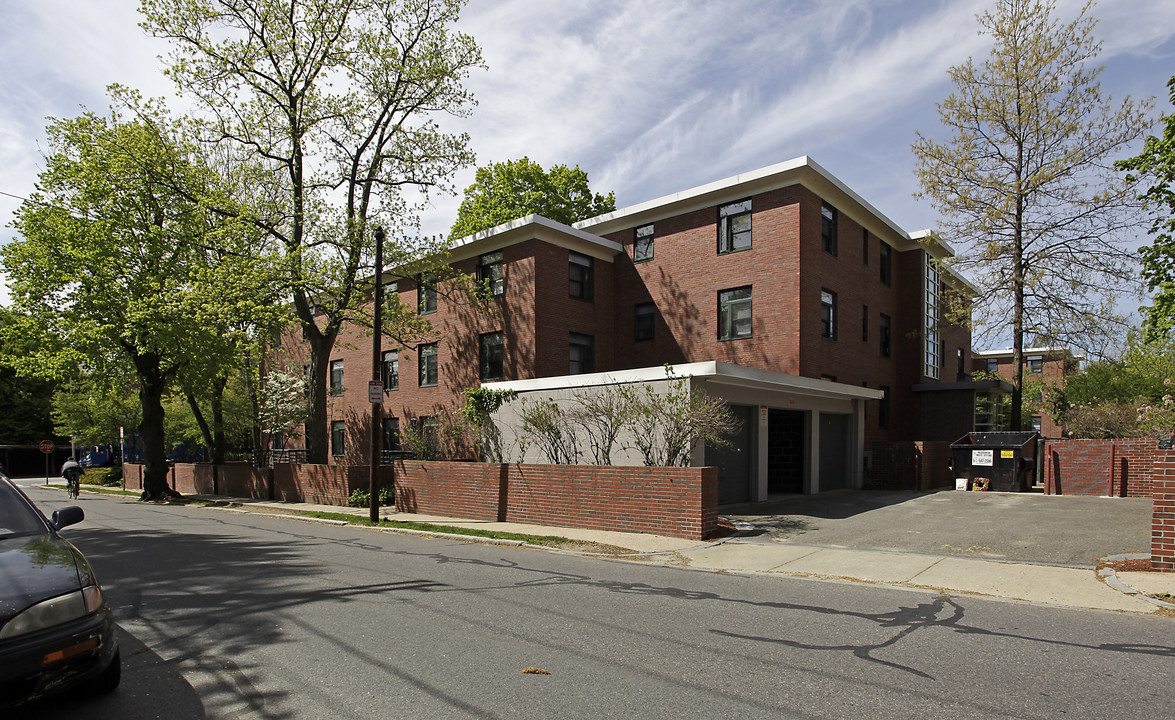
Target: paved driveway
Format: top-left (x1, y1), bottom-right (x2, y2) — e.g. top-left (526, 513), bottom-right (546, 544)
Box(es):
top-left (721, 490), bottom-right (1153, 567)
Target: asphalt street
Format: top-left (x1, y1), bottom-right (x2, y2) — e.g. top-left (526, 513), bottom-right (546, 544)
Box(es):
top-left (12, 482), bottom-right (1175, 720)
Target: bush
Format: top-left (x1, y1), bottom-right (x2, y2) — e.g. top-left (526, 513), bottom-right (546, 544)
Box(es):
top-left (347, 485), bottom-right (395, 508)
top-left (82, 467), bottom-right (124, 486)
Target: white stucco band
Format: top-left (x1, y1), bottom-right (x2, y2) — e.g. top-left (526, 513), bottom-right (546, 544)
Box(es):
top-left (484, 361), bottom-right (883, 499)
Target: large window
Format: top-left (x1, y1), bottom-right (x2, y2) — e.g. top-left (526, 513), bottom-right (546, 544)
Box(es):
top-left (719, 286), bottom-right (753, 340)
top-left (821, 289), bottom-right (837, 340)
top-left (1027, 355), bottom-right (1043, 374)
top-left (821, 202), bottom-right (837, 256)
top-left (634, 302), bottom-right (655, 341)
top-left (569, 251), bottom-right (593, 301)
top-left (382, 418), bottom-right (400, 452)
top-left (329, 360), bottom-right (344, 396)
top-left (569, 333), bottom-right (594, 374)
top-left (479, 331), bottom-right (504, 381)
top-left (718, 199), bottom-right (752, 254)
top-left (634, 224), bottom-right (654, 263)
top-left (418, 273), bottom-right (437, 314)
top-left (880, 313), bottom-right (892, 357)
top-left (382, 350), bottom-right (398, 391)
top-left (419, 343), bottom-right (438, 387)
top-left (331, 421), bottom-right (345, 457)
top-left (924, 254), bottom-right (941, 379)
top-left (880, 243), bottom-right (892, 286)
top-left (986, 359), bottom-right (999, 372)
top-left (478, 251), bottom-right (504, 296)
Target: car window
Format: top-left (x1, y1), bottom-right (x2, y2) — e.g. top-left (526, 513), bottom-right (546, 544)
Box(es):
top-left (0, 481), bottom-right (49, 538)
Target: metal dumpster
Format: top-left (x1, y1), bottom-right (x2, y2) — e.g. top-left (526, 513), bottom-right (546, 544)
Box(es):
top-left (950, 431), bottom-right (1039, 492)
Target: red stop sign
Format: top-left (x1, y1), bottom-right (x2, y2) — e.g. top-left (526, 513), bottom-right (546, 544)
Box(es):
top-left (39, 440), bottom-right (54, 454)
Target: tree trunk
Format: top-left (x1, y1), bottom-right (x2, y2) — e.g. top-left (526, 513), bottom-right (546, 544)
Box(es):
top-left (186, 390), bottom-right (214, 459)
top-left (211, 373), bottom-right (227, 465)
top-left (304, 331), bottom-right (334, 464)
top-left (135, 354), bottom-right (174, 501)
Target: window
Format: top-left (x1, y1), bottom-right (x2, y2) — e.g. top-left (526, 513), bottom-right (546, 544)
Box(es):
top-left (1027, 356), bottom-right (1043, 373)
top-left (383, 417), bottom-right (400, 452)
top-left (862, 305), bottom-right (868, 342)
top-left (329, 360), bottom-right (344, 396)
top-left (383, 279), bottom-right (398, 297)
top-left (863, 228), bottom-right (869, 265)
top-left (569, 333), bottom-right (594, 374)
top-left (821, 202), bottom-right (837, 256)
top-left (331, 421), bottom-right (345, 457)
top-left (634, 224), bottom-right (654, 263)
top-left (879, 386), bottom-right (890, 429)
top-left (569, 251), bottom-right (593, 301)
top-left (418, 273), bottom-right (437, 314)
top-left (382, 350), bottom-right (398, 391)
top-left (419, 343), bottom-right (438, 387)
top-left (478, 251), bottom-right (504, 296)
top-left (1030, 415), bottom-right (1043, 433)
top-left (718, 199), bottom-right (752, 254)
top-left (880, 243), bottom-right (892, 286)
top-left (880, 313), bottom-right (891, 357)
top-left (718, 286), bottom-right (753, 340)
top-left (957, 348), bottom-right (966, 379)
top-left (986, 358), bottom-right (999, 373)
top-left (821, 289), bottom-right (837, 340)
top-left (634, 302), bottom-right (655, 341)
top-left (924, 254), bottom-right (941, 380)
top-left (479, 331), bottom-right (504, 381)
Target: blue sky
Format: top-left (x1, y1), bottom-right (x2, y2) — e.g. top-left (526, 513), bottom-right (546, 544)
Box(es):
top-left (3, 0), bottom-right (1174, 316)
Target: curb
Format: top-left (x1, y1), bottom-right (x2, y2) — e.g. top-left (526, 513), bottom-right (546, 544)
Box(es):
top-left (1098, 553), bottom-right (1175, 611)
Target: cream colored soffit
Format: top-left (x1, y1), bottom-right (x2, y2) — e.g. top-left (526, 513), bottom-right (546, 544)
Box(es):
top-left (575, 155), bottom-right (951, 257)
top-left (483, 361), bottom-right (883, 401)
top-left (973, 346), bottom-right (1085, 361)
top-left (448, 214), bottom-right (623, 263)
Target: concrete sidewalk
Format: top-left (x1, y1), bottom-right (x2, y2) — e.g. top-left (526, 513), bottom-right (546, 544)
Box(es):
top-left (183, 492), bottom-right (1175, 616)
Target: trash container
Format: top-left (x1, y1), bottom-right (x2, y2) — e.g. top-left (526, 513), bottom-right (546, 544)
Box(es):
top-left (950, 431), bottom-right (1039, 492)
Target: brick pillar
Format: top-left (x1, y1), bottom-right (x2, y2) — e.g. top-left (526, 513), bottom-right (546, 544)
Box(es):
top-left (1154, 453), bottom-right (1175, 572)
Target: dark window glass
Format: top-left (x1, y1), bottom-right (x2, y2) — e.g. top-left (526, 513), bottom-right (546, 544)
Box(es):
top-left (383, 417), bottom-right (400, 452)
top-left (569, 333), bottom-right (594, 374)
top-left (569, 252), bottom-right (593, 301)
top-left (821, 289), bottom-right (837, 340)
top-left (634, 224), bottom-right (654, 263)
top-left (330, 360), bottom-right (344, 396)
top-left (821, 202), bottom-right (837, 256)
top-left (880, 243), bottom-right (892, 286)
top-left (382, 350), bottom-right (398, 391)
top-left (986, 359), bottom-right (999, 372)
top-left (478, 251), bottom-right (504, 296)
top-left (719, 286), bottom-right (753, 340)
top-left (331, 421), bottom-right (345, 457)
top-left (862, 305), bottom-right (868, 342)
top-left (634, 302), bottom-right (655, 341)
top-left (1027, 356), bottom-right (1043, 373)
top-left (479, 332), bottom-right (504, 381)
top-left (419, 343), bottom-right (438, 387)
top-left (418, 273), bottom-right (437, 314)
top-left (880, 314), bottom-right (892, 357)
top-left (957, 348), bottom-right (966, 379)
top-left (718, 199), bottom-right (752, 254)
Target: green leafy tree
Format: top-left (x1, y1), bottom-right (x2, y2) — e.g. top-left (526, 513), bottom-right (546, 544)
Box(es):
top-left (0, 309), bottom-right (59, 444)
top-left (141, 0), bottom-right (483, 464)
top-left (2, 95), bottom-right (259, 500)
top-left (257, 368), bottom-right (309, 449)
top-left (912, 0), bottom-right (1151, 430)
top-left (449, 157), bottom-right (616, 239)
top-left (1118, 75), bottom-right (1175, 338)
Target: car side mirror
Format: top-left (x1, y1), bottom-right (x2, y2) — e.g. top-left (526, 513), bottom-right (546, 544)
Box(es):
top-left (51, 506), bottom-right (84, 531)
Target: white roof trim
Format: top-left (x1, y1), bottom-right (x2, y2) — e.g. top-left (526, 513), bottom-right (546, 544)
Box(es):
top-left (449, 214), bottom-right (622, 258)
top-left (974, 346), bottom-right (1084, 360)
top-left (483, 360), bottom-right (883, 401)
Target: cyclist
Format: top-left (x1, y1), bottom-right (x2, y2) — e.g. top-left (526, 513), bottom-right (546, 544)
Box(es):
top-left (61, 458), bottom-right (84, 500)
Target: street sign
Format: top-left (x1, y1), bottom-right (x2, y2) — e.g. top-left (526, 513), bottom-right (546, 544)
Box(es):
top-left (368, 380), bottom-right (383, 404)
top-left (39, 440), bottom-right (54, 454)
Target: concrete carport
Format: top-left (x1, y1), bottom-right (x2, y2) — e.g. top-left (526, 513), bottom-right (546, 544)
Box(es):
top-left (486, 361), bottom-right (882, 504)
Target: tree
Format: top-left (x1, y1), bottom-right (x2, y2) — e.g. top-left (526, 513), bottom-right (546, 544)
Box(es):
top-left (141, 0), bottom-right (483, 464)
top-left (2, 95), bottom-right (265, 500)
top-left (912, 0), bottom-right (1151, 430)
top-left (1118, 75), bottom-right (1175, 339)
top-left (449, 157), bottom-right (616, 239)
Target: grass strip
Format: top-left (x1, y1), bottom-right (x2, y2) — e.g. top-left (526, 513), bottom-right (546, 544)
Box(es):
top-left (293, 510), bottom-right (573, 545)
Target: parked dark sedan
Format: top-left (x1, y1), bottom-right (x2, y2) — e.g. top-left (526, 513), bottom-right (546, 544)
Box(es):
top-left (0, 476), bottom-right (120, 708)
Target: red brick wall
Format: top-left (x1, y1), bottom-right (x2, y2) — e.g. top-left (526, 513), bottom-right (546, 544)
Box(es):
top-left (171, 463), bottom-right (215, 495)
top-left (1154, 454), bottom-right (1175, 571)
top-left (217, 465), bottom-right (271, 500)
top-left (869, 441), bottom-right (953, 491)
top-left (1043, 439), bottom-right (1163, 497)
top-left (392, 460), bottom-right (505, 521)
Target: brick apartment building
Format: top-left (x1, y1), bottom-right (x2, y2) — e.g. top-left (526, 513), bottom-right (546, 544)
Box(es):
top-left (972, 346), bottom-right (1083, 437)
top-left (276, 156), bottom-right (990, 504)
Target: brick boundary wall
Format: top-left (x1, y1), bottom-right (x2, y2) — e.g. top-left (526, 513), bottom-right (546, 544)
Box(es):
top-left (868, 442), bottom-right (953, 491)
top-left (1155, 454), bottom-right (1175, 572)
top-left (1043, 439), bottom-right (1163, 497)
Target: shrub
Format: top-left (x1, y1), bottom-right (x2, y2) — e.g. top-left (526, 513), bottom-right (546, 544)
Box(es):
top-left (82, 467), bottom-right (123, 486)
top-left (347, 485), bottom-right (395, 508)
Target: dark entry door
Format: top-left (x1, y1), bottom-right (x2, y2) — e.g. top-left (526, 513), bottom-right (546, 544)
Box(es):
top-left (768, 409), bottom-right (805, 494)
top-left (709, 405), bottom-right (753, 504)
top-left (818, 413), bottom-right (851, 491)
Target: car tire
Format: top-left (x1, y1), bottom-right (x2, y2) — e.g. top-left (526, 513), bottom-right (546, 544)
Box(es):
top-left (83, 648), bottom-right (121, 696)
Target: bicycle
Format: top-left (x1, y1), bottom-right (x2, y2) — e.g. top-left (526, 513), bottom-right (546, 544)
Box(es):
top-left (66, 472), bottom-right (80, 500)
